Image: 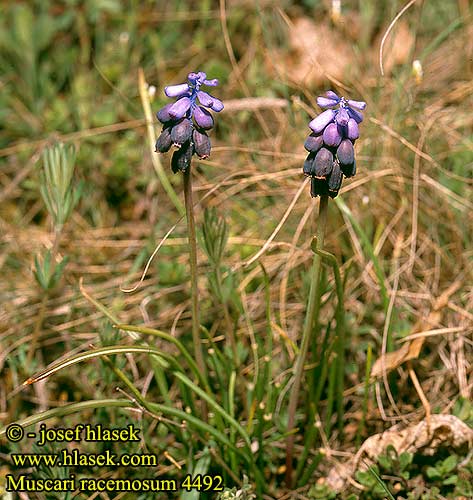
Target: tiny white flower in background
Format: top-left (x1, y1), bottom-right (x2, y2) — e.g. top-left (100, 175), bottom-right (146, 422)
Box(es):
top-left (331, 0), bottom-right (342, 23)
top-left (362, 195), bottom-right (370, 205)
top-left (250, 440), bottom-right (259, 453)
top-left (147, 84), bottom-right (156, 100)
top-left (119, 31), bottom-right (129, 44)
top-left (412, 59), bottom-right (423, 84)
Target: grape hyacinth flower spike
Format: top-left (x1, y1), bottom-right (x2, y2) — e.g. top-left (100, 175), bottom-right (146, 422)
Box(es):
top-left (153, 72), bottom-right (224, 393)
top-left (303, 91), bottom-right (366, 198)
top-left (155, 71), bottom-right (224, 173)
top-left (286, 91), bottom-right (367, 486)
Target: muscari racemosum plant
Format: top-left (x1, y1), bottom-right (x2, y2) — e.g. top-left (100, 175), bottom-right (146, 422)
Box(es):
top-left (153, 72), bottom-right (272, 491)
top-left (285, 92), bottom-right (367, 486)
top-left (154, 71), bottom-right (227, 381)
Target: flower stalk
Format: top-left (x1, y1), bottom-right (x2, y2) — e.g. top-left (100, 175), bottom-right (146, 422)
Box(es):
top-left (183, 168), bottom-right (207, 384)
top-left (286, 89), bottom-right (366, 486)
top-left (155, 71), bottom-right (224, 395)
top-left (285, 193), bottom-right (329, 486)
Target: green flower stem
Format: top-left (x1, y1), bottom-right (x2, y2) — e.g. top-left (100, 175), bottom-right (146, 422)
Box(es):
top-left (285, 194), bottom-right (329, 487)
top-left (183, 168), bottom-right (208, 388)
top-left (295, 323), bottom-right (332, 483)
top-left (313, 243), bottom-right (346, 438)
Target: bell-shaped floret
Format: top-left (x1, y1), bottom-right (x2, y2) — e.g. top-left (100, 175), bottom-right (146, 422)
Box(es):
top-left (337, 139), bottom-right (355, 166)
top-left (193, 106), bottom-right (214, 129)
top-left (193, 129), bottom-right (211, 159)
top-left (170, 119), bottom-right (193, 146)
top-left (155, 127), bottom-right (172, 153)
top-left (309, 110), bottom-right (336, 134)
top-left (304, 134), bottom-right (324, 153)
top-left (314, 148), bottom-right (334, 178)
top-left (165, 83), bottom-right (189, 98)
top-left (323, 123), bottom-right (342, 147)
top-left (347, 99), bottom-right (366, 110)
top-left (346, 119), bottom-right (359, 141)
top-left (169, 97), bottom-right (192, 120)
top-left (328, 161), bottom-right (343, 197)
top-left (171, 142), bottom-right (193, 173)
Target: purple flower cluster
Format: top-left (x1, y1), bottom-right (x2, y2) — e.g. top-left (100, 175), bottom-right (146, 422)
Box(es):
top-left (303, 91), bottom-right (366, 198)
top-left (155, 72), bottom-right (224, 173)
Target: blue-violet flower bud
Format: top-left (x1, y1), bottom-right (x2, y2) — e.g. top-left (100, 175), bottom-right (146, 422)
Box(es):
top-left (193, 106), bottom-right (214, 130)
top-left (326, 91), bottom-right (340, 101)
top-left (347, 100), bottom-right (367, 110)
top-left (155, 126), bottom-right (172, 153)
top-left (337, 139), bottom-right (355, 166)
top-left (346, 119), bottom-right (359, 140)
top-left (304, 134), bottom-right (324, 153)
top-left (309, 109), bottom-right (336, 134)
top-left (170, 118), bottom-right (193, 147)
top-left (314, 148), bottom-right (334, 178)
top-left (165, 83), bottom-right (189, 98)
top-left (316, 96), bottom-right (339, 108)
top-left (335, 108), bottom-right (349, 127)
top-left (193, 129), bottom-right (211, 159)
top-left (328, 161), bottom-right (343, 197)
top-left (171, 142), bottom-right (193, 173)
top-left (347, 107), bottom-right (363, 123)
top-left (156, 103), bottom-right (174, 124)
top-left (322, 123), bottom-right (342, 147)
top-left (303, 152), bottom-right (317, 177)
top-left (169, 97), bottom-right (192, 120)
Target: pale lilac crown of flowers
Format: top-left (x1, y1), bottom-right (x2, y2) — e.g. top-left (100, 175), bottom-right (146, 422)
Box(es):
top-left (303, 91), bottom-right (367, 198)
top-left (154, 72), bottom-right (224, 173)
